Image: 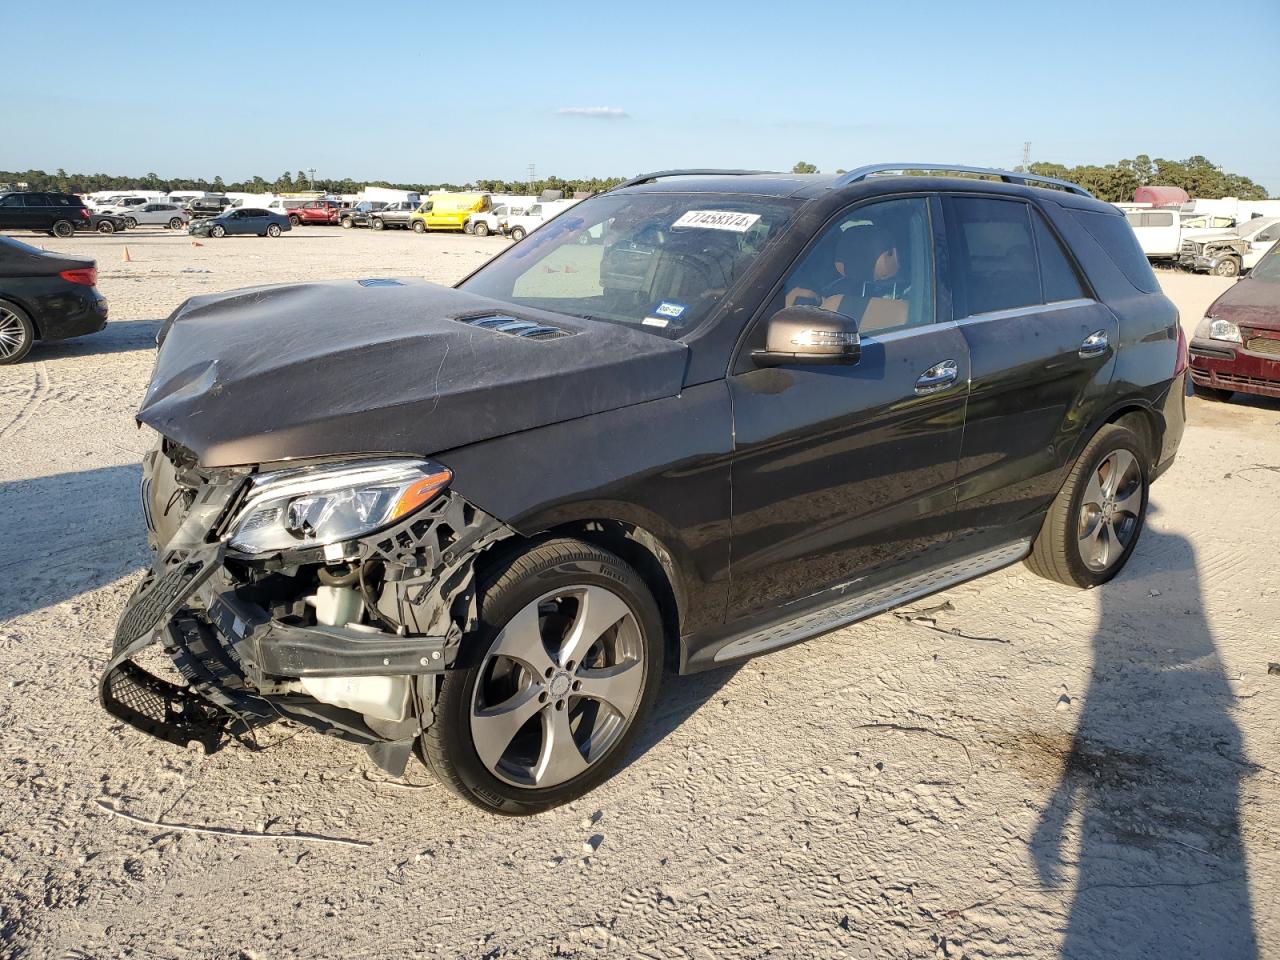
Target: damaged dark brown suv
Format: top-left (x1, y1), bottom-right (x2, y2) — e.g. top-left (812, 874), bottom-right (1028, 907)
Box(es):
top-left (103, 165), bottom-right (1186, 814)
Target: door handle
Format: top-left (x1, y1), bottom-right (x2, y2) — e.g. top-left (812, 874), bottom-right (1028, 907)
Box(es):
top-left (1079, 330), bottom-right (1110, 358)
top-left (915, 359), bottom-right (959, 395)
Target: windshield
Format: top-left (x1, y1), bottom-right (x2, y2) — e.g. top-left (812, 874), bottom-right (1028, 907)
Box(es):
top-left (1241, 218), bottom-right (1279, 239)
top-left (459, 191), bottom-right (800, 337)
top-left (1251, 240), bottom-right (1280, 282)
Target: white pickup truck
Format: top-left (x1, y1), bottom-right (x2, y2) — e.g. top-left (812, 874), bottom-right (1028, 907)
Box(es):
top-left (1122, 208), bottom-right (1238, 262)
top-left (1178, 217), bottom-right (1280, 277)
top-left (502, 199), bottom-right (582, 242)
top-left (466, 203), bottom-right (528, 237)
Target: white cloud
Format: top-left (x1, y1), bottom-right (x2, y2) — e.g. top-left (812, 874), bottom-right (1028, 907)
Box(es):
top-left (556, 106), bottom-right (629, 119)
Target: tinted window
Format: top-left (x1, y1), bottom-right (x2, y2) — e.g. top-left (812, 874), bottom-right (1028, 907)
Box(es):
top-left (1141, 211), bottom-right (1175, 227)
top-left (950, 198), bottom-right (1041, 315)
top-left (778, 196), bottom-right (934, 334)
top-left (0, 194), bottom-right (25, 208)
top-left (1072, 210), bottom-right (1160, 294)
top-left (23, 194), bottom-right (49, 206)
top-left (1032, 210), bottom-right (1088, 302)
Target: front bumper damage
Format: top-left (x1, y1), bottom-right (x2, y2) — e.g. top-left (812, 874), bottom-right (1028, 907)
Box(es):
top-left (100, 449), bottom-right (513, 774)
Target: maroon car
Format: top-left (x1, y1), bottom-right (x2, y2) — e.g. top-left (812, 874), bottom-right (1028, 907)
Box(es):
top-left (290, 200), bottom-right (340, 226)
top-left (1189, 239), bottom-right (1280, 401)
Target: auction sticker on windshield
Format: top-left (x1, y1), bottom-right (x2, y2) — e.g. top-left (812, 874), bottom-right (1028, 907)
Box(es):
top-left (672, 210), bottom-right (762, 232)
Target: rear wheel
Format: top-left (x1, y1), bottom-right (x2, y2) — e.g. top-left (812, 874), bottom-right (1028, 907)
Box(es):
top-left (51, 220), bottom-right (75, 239)
top-left (289, 214), bottom-right (301, 226)
top-left (0, 299), bottom-right (36, 365)
top-left (168, 217), bottom-right (184, 230)
top-left (463, 221), bottom-right (475, 234)
top-left (419, 537), bottom-right (664, 815)
top-left (267, 223), bottom-right (282, 237)
top-left (474, 221), bottom-right (490, 237)
top-left (509, 226), bottom-right (526, 242)
top-left (210, 224), bottom-right (226, 238)
top-left (1193, 382), bottom-right (1233, 402)
top-left (124, 216), bottom-right (138, 229)
top-left (412, 220), bottom-right (426, 233)
top-left (1026, 424), bottom-right (1148, 588)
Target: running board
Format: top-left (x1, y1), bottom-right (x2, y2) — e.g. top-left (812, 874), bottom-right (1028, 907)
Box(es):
top-left (714, 539), bottom-right (1031, 662)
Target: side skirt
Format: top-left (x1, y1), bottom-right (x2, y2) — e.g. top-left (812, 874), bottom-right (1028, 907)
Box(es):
top-left (708, 539), bottom-right (1031, 664)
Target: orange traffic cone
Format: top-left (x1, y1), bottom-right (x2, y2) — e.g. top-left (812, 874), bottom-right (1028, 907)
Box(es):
top-left (121, 246), bottom-right (131, 262)
top-left (190, 241), bottom-right (203, 247)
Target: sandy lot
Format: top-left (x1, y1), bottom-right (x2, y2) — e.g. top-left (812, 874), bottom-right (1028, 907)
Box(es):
top-left (0, 227), bottom-right (1277, 959)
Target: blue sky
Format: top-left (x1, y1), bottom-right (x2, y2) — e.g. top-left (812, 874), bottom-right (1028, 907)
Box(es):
top-left (5, 0), bottom-right (1278, 193)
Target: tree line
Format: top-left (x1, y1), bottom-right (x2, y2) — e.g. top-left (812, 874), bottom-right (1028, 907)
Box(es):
top-left (789, 155), bottom-right (1270, 202)
top-left (0, 168), bottom-right (628, 198)
top-left (2, 155), bottom-right (1268, 202)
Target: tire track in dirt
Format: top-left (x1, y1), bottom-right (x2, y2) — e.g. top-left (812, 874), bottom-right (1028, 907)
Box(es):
top-left (0, 358), bottom-right (51, 441)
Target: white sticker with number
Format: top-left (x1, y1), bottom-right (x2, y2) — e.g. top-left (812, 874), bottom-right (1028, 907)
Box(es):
top-left (672, 210), bottom-right (762, 233)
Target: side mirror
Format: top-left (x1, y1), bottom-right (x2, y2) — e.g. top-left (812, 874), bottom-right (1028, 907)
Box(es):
top-left (752, 306), bottom-right (860, 367)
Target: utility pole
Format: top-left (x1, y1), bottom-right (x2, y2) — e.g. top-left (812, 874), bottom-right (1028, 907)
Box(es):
top-left (1021, 142), bottom-right (1031, 171)
top-left (307, 167), bottom-right (317, 192)
top-left (527, 164), bottom-right (536, 190)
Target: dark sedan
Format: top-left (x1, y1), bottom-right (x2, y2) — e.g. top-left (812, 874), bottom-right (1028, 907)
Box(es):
top-left (1189, 238), bottom-right (1280, 401)
top-left (0, 237), bottom-right (108, 364)
top-left (188, 208), bottom-right (291, 238)
top-left (83, 212), bottom-right (129, 235)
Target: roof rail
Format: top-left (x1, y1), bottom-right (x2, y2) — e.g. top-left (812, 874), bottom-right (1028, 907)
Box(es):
top-left (833, 163), bottom-right (1093, 198)
top-left (611, 169), bottom-right (771, 191)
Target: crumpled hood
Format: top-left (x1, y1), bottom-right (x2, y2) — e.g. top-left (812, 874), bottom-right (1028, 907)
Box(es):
top-left (139, 279), bottom-right (688, 467)
top-left (1208, 277), bottom-right (1280, 332)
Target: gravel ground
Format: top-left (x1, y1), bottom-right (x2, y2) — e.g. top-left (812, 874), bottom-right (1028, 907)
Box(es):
top-left (1, 227), bottom-right (1277, 960)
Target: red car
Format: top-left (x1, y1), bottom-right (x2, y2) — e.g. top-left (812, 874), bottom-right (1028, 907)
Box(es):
top-left (290, 200), bottom-right (340, 226)
top-left (1189, 238), bottom-right (1280, 401)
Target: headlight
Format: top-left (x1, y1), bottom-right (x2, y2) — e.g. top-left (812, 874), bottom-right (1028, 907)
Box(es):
top-left (228, 458), bottom-right (452, 554)
top-left (1196, 316), bottom-right (1242, 343)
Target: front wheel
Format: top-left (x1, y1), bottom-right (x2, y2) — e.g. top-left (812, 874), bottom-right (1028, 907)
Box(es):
top-left (96, 220), bottom-right (116, 234)
top-left (371, 217), bottom-right (385, 231)
top-left (412, 220), bottom-right (426, 233)
top-left (1026, 424), bottom-right (1148, 588)
top-left (463, 221), bottom-right (475, 234)
top-left (210, 224), bottom-right (226, 238)
top-left (509, 226), bottom-right (526, 242)
top-left (267, 223), bottom-right (282, 237)
top-left (124, 216), bottom-right (138, 229)
top-left (1213, 256), bottom-right (1241, 278)
top-left (340, 217), bottom-right (353, 229)
top-left (419, 537), bottom-right (664, 815)
top-left (473, 221), bottom-right (490, 237)
top-left (51, 220), bottom-right (75, 239)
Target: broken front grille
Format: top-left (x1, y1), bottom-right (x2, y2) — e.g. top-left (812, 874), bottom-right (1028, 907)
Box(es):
top-left (1244, 337), bottom-right (1280, 357)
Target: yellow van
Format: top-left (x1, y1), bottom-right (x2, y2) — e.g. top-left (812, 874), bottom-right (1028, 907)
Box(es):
top-left (410, 193), bottom-right (490, 232)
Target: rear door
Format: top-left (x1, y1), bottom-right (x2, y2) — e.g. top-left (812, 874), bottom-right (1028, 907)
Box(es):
top-left (727, 195), bottom-right (970, 620)
top-left (943, 194), bottom-right (1117, 544)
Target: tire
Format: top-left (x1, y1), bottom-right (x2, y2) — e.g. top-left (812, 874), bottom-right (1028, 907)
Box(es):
top-left (96, 220), bottom-right (116, 234)
top-left (419, 537), bottom-right (665, 815)
top-left (267, 223), bottom-right (282, 237)
top-left (340, 217), bottom-right (353, 229)
top-left (473, 221), bottom-right (490, 237)
top-left (124, 217), bottom-right (138, 229)
top-left (372, 217), bottom-right (385, 231)
top-left (463, 221), bottom-right (475, 235)
top-left (509, 226), bottom-right (526, 242)
top-left (210, 225), bottom-right (226, 238)
top-left (288, 214), bottom-right (301, 226)
top-left (1025, 424), bottom-right (1149, 589)
top-left (51, 220), bottom-right (75, 239)
top-left (412, 220), bottom-right (425, 233)
top-left (0, 299), bottom-right (37, 365)
top-left (1213, 256), bottom-right (1241, 278)
top-left (168, 217), bottom-right (184, 230)
top-left (1193, 382), bottom-right (1233, 402)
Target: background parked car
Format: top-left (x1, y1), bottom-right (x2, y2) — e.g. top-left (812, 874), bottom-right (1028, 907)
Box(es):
top-left (82, 212), bottom-right (129, 235)
top-left (99, 196), bottom-right (153, 215)
top-left (1180, 217), bottom-right (1280, 277)
top-left (265, 198), bottom-right (306, 221)
top-left (1189, 238), bottom-right (1280, 401)
top-left (369, 201), bottom-right (418, 230)
top-left (122, 203), bottom-right (190, 229)
top-left (339, 200), bottom-right (386, 229)
top-left (0, 192), bottom-right (91, 238)
top-left (290, 200), bottom-right (341, 226)
top-left (502, 199), bottom-right (581, 242)
top-left (0, 236), bottom-right (107, 364)
top-left (188, 208), bottom-right (291, 238)
top-left (186, 196), bottom-right (233, 218)
top-left (466, 203), bottom-right (527, 237)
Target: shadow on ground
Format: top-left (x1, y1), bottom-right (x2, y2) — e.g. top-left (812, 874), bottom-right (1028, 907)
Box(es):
top-left (0, 464), bottom-right (148, 621)
top-left (34, 319), bottom-right (161, 360)
top-left (1032, 516), bottom-right (1259, 958)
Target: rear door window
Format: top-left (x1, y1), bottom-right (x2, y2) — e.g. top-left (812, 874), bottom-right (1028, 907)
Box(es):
top-left (949, 197), bottom-right (1042, 315)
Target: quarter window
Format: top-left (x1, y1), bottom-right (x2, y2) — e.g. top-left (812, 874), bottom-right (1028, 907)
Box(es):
top-left (778, 196), bottom-right (935, 334)
top-left (1031, 210), bottom-right (1088, 302)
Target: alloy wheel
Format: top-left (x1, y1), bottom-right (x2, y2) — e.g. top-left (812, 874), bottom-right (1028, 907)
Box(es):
top-left (1076, 448), bottom-right (1142, 572)
top-left (470, 585), bottom-right (645, 789)
top-left (0, 306), bottom-right (31, 360)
